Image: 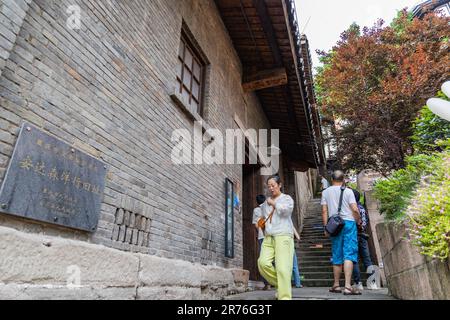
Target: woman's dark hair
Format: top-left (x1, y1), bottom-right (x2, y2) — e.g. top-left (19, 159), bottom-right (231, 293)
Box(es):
top-left (352, 189), bottom-right (361, 203)
top-left (267, 174), bottom-right (282, 185)
top-left (256, 195), bottom-right (266, 205)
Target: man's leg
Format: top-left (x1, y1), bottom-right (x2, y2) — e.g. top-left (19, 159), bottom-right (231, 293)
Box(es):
top-left (343, 221), bottom-right (359, 291)
top-left (333, 264), bottom-right (342, 288)
top-left (274, 235), bottom-right (294, 300)
top-left (258, 236), bottom-right (277, 287)
top-left (331, 230), bottom-right (344, 289)
top-left (343, 260), bottom-right (354, 289)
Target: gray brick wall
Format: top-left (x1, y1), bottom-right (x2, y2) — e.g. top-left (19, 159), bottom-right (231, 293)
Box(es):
top-left (0, 0), bottom-right (271, 269)
top-left (0, 0), bottom-right (31, 76)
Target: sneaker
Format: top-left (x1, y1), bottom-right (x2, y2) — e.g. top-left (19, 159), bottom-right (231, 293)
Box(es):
top-left (366, 281), bottom-right (379, 290)
top-left (353, 282), bottom-right (364, 292)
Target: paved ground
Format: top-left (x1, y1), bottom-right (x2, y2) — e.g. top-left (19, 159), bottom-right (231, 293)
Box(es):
top-left (225, 287), bottom-right (396, 300)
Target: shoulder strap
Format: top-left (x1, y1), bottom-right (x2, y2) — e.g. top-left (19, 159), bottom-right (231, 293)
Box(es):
top-left (265, 206), bottom-right (276, 223)
top-left (337, 186), bottom-right (346, 216)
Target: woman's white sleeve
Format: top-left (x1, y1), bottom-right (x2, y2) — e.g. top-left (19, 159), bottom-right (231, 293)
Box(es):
top-left (275, 196), bottom-right (294, 217)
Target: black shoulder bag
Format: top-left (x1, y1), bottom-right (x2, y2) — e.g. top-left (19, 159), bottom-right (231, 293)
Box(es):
top-left (325, 186), bottom-right (346, 237)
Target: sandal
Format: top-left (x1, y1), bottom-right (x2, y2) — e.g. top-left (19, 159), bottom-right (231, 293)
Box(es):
top-left (343, 287), bottom-right (362, 295)
top-left (329, 286), bottom-right (342, 293)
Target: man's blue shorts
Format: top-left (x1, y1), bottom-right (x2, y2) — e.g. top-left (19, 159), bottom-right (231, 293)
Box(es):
top-left (331, 220), bottom-right (358, 264)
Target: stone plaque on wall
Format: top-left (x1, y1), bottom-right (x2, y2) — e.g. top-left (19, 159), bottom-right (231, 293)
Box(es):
top-left (0, 123), bottom-right (107, 232)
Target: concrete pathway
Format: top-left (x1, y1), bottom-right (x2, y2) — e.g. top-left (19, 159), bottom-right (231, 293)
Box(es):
top-left (225, 287), bottom-right (396, 300)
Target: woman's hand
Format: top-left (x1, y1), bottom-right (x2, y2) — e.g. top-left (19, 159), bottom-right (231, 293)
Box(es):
top-left (267, 198), bottom-right (276, 207)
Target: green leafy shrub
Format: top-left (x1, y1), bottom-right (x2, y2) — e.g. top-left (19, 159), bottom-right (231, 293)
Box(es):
top-left (373, 89), bottom-right (450, 259)
top-left (373, 154), bottom-right (438, 220)
top-left (411, 91), bottom-right (450, 154)
top-left (405, 151), bottom-right (450, 261)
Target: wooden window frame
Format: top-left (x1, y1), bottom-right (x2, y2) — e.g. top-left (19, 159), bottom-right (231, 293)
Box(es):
top-left (176, 30), bottom-right (206, 117)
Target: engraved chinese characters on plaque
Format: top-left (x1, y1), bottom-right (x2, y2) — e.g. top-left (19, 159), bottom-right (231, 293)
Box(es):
top-left (0, 123), bottom-right (107, 231)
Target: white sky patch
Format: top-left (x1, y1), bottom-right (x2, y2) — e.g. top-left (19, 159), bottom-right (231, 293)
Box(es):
top-left (295, 0), bottom-right (421, 72)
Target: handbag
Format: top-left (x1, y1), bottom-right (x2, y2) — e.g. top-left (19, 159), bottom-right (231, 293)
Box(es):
top-left (325, 186), bottom-right (346, 237)
top-left (257, 206), bottom-right (275, 231)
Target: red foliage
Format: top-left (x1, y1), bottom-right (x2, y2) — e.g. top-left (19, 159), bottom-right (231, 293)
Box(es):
top-left (316, 12), bottom-right (450, 174)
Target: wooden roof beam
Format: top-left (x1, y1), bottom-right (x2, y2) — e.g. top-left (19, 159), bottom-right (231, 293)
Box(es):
top-left (242, 67), bottom-right (287, 92)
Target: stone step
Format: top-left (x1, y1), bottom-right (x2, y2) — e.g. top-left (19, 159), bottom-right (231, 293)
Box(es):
top-left (298, 259), bottom-right (332, 265)
top-left (302, 223), bottom-right (323, 227)
top-left (297, 250), bottom-right (332, 256)
top-left (298, 245), bottom-right (332, 250)
top-left (297, 245), bottom-right (332, 250)
top-left (301, 230), bottom-right (327, 234)
top-left (301, 279), bottom-right (343, 287)
top-left (298, 241), bottom-right (329, 245)
top-left (298, 245), bottom-right (330, 250)
top-left (297, 249), bottom-right (332, 254)
top-left (300, 238), bottom-right (330, 242)
top-left (301, 228), bottom-right (325, 233)
top-left (299, 260), bottom-right (331, 266)
top-left (298, 237), bottom-right (328, 240)
top-left (298, 238), bottom-right (331, 244)
top-left (301, 223), bottom-right (324, 227)
top-left (299, 252), bottom-right (331, 257)
top-left (298, 247), bottom-right (332, 251)
top-left (300, 233), bottom-right (327, 238)
top-left (301, 228), bottom-right (323, 235)
top-left (298, 266), bottom-right (334, 273)
top-left (301, 279), bottom-right (369, 287)
top-left (299, 260), bottom-right (369, 269)
top-left (299, 264), bottom-right (369, 272)
top-left (298, 255), bottom-right (332, 261)
top-left (297, 251), bottom-right (332, 256)
top-left (301, 272), bottom-right (369, 280)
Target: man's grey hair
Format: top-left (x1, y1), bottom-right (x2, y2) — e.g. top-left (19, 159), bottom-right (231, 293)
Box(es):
top-left (331, 170), bottom-right (345, 182)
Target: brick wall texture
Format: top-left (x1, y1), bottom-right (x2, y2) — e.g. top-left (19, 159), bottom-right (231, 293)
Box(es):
top-left (0, 0), bottom-right (274, 269)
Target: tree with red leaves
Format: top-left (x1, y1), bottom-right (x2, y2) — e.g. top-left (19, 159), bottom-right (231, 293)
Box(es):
top-left (316, 11), bottom-right (449, 174)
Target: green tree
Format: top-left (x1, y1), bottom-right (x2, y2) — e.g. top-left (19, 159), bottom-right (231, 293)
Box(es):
top-left (315, 11), bottom-right (450, 174)
top-left (411, 91), bottom-right (450, 154)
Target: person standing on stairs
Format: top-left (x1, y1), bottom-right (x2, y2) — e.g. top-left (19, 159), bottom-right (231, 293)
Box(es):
top-left (257, 174), bottom-right (295, 300)
top-left (320, 175), bottom-right (330, 191)
top-left (252, 194), bottom-right (271, 290)
top-left (292, 227), bottom-right (303, 288)
top-left (321, 170), bottom-right (362, 295)
top-left (349, 188), bottom-right (376, 292)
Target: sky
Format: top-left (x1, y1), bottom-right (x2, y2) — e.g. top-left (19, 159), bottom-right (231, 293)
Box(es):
top-left (295, 0), bottom-right (422, 72)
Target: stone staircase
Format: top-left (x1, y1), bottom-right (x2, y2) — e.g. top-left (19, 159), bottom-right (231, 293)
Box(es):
top-left (297, 198), bottom-right (368, 287)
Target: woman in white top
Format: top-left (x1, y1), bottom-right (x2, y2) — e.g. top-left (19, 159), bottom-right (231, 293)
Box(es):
top-left (257, 174), bottom-right (295, 300)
